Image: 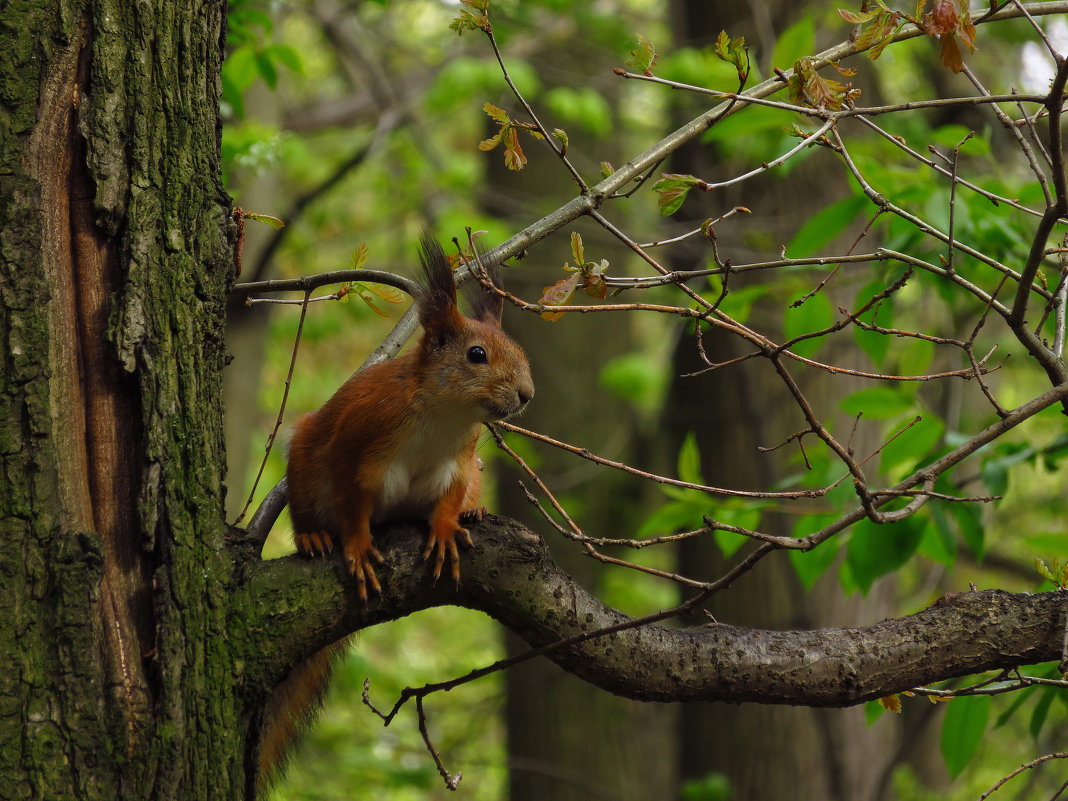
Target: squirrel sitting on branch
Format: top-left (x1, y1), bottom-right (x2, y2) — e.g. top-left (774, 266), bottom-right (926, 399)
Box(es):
top-left (285, 230), bottom-right (534, 596)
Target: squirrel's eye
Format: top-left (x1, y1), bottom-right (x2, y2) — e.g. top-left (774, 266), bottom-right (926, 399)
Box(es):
top-left (467, 346), bottom-right (488, 364)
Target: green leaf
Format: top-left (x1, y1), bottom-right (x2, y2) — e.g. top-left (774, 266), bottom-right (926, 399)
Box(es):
top-left (598, 352), bottom-right (667, 412)
top-left (255, 48), bottom-right (278, 88)
top-left (1029, 686), bottom-right (1056, 738)
top-left (680, 771), bottom-right (731, 801)
top-left (896, 337), bottom-right (934, 378)
top-left (788, 515), bottom-right (840, 589)
top-left (677, 432), bottom-right (703, 485)
top-left (846, 516), bottom-right (924, 593)
top-left (653, 174), bottom-right (703, 216)
top-left (852, 279), bottom-right (893, 366)
top-left (625, 33), bottom-right (658, 74)
top-left (787, 194), bottom-right (868, 257)
top-left (953, 502), bottom-right (984, 558)
top-left (637, 496), bottom-right (706, 538)
top-left (569, 231), bottom-right (585, 267)
top-left (864, 698), bottom-right (886, 726)
top-left (223, 44), bottom-right (259, 92)
top-left (838, 387), bottom-right (914, 419)
top-left (920, 509), bottom-right (957, 566)
top-left (783, 291), bottom-right (835, 358)
top-left (264, 43), bottom-right (303, 75)
top-left (880, 415), bottom-right (944, 475)
top-left (712, 283), bottom-right (768, 324)
top-left (712, 501), bottom-right (766, 557)
top-left (242, 211), bottom-right (285, 230)
top-left (940, 694), bottom-right (990, 779)
top-left (993, 684), bottom-right (1036, 728)
top-left (544, 87), bottom-right (612, 137)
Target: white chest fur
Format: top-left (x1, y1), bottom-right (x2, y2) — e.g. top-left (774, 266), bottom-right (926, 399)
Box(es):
top-left (372, 409), bottom-right (478, 521)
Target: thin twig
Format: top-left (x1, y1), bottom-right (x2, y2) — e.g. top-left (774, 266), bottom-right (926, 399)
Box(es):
top-left (978, 752), bottom-right (1068, 800)
top-left (232, 290), bottom-right (312, 526)
top-left (484, 27), bottom-right (588, 192)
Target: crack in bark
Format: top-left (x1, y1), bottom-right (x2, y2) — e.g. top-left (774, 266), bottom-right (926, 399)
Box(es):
top-left (23, 10), bottom-right (152, 764)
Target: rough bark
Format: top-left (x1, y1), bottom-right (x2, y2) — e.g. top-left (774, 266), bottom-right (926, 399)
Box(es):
top-left (239, 517), bottom-right (1068, 708)
top-left (1, 1), bottom-right (235, 798)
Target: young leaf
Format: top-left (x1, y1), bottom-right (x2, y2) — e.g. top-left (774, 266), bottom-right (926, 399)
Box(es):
top-left (626, 33), bottom-right (658, 75)
top-left (569, 231), bottom-right (585, 266)
top-left (367, 283), bottom-right (406, 306)
top-left (878, 695), bottom-right (902, 714)
top-left (713, 30), bottom-right (749, 83)
top-left (350, 242), bottom-right (368, 270)
top-left (242, 211), bottom-right (286, 230)
top-left (503, 127), bottom-right (527, 170)
top-left (478, 130), bottom-right (503, 151)
top-left (652, 173), bottom-right (706, 216)
top-left (838, 8), bottom-right (877, 24)
top-left (353, 283), bottom-right (393, 317)
top-left (450, 0), bottom-right (491, 35)
top-left (551, 128), bottom-right (569, 154)
top-left (483, 101), bottom-right (510, 124)
top-left (539, 273), bottom-right (581, 321)
top-left (788, 56), bottom-right (860, 110)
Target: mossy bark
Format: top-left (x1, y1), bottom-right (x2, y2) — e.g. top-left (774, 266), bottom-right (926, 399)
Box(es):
top-left (0, 1), bottom-right (242, 798)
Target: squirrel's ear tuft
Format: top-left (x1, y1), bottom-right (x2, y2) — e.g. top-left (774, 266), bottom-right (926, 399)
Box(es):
top-left (418, 231), bottom-right (464, 342)
top-left (465, 249), bottom-right (505, 326)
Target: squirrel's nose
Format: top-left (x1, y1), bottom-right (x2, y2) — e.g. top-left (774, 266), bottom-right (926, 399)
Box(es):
top-left (518, 385), bottom-right (534, 406)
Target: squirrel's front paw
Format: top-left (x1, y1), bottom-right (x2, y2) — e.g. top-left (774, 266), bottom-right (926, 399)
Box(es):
top-left (423, 526), bottom-right (474, 584)
top-left (343, 540), bottom-right (385, 601)
top-left (295, 530), bottom-right (334, 557)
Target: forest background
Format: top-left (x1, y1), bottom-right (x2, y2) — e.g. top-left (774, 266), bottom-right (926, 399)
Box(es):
top-left (220, 1), bottom-right (1068, 800)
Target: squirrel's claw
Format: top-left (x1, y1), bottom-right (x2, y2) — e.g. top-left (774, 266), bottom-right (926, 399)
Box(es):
top-left (345, 543), bottom-right (384, 601)
top-left (459, 506), bottom-right (487, 525)
top-left (295, 530), bottom-right (334, 557)
top-left (423, 527), bottom-right (473, 584)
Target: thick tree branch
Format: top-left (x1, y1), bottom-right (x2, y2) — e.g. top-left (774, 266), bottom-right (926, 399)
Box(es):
top-left (238, 516), bottom-right (1067, 708)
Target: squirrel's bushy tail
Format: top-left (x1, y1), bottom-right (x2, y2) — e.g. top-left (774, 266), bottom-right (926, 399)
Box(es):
top-left (253, 638), bottom-right (350, 795)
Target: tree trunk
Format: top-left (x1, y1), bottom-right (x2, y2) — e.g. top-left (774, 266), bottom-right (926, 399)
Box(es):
top-left (0, 2), bottom-right (240, 797)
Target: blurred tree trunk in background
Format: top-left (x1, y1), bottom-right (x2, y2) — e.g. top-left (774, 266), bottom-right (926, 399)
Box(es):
top-left (487, 32), bottom-right (679, 801)
top-left (664, 2), bottom-right (903, 799)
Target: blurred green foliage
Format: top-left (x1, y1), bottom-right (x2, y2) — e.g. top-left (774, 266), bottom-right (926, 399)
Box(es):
top-left (224, 1), bottom-right (1067, 798)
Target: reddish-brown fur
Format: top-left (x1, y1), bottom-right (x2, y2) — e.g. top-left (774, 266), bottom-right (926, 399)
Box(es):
top-left (259, 235), bottom-right (532, 787)
top-left (285, 233), bottom-right (533, 596)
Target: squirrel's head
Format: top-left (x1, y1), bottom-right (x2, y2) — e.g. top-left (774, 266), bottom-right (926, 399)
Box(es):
top-left (416, 233), bottom-right (534, 423)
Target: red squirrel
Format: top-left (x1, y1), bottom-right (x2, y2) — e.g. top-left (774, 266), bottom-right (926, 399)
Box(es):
top-left (285, 232), bottom-right (534, 597)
